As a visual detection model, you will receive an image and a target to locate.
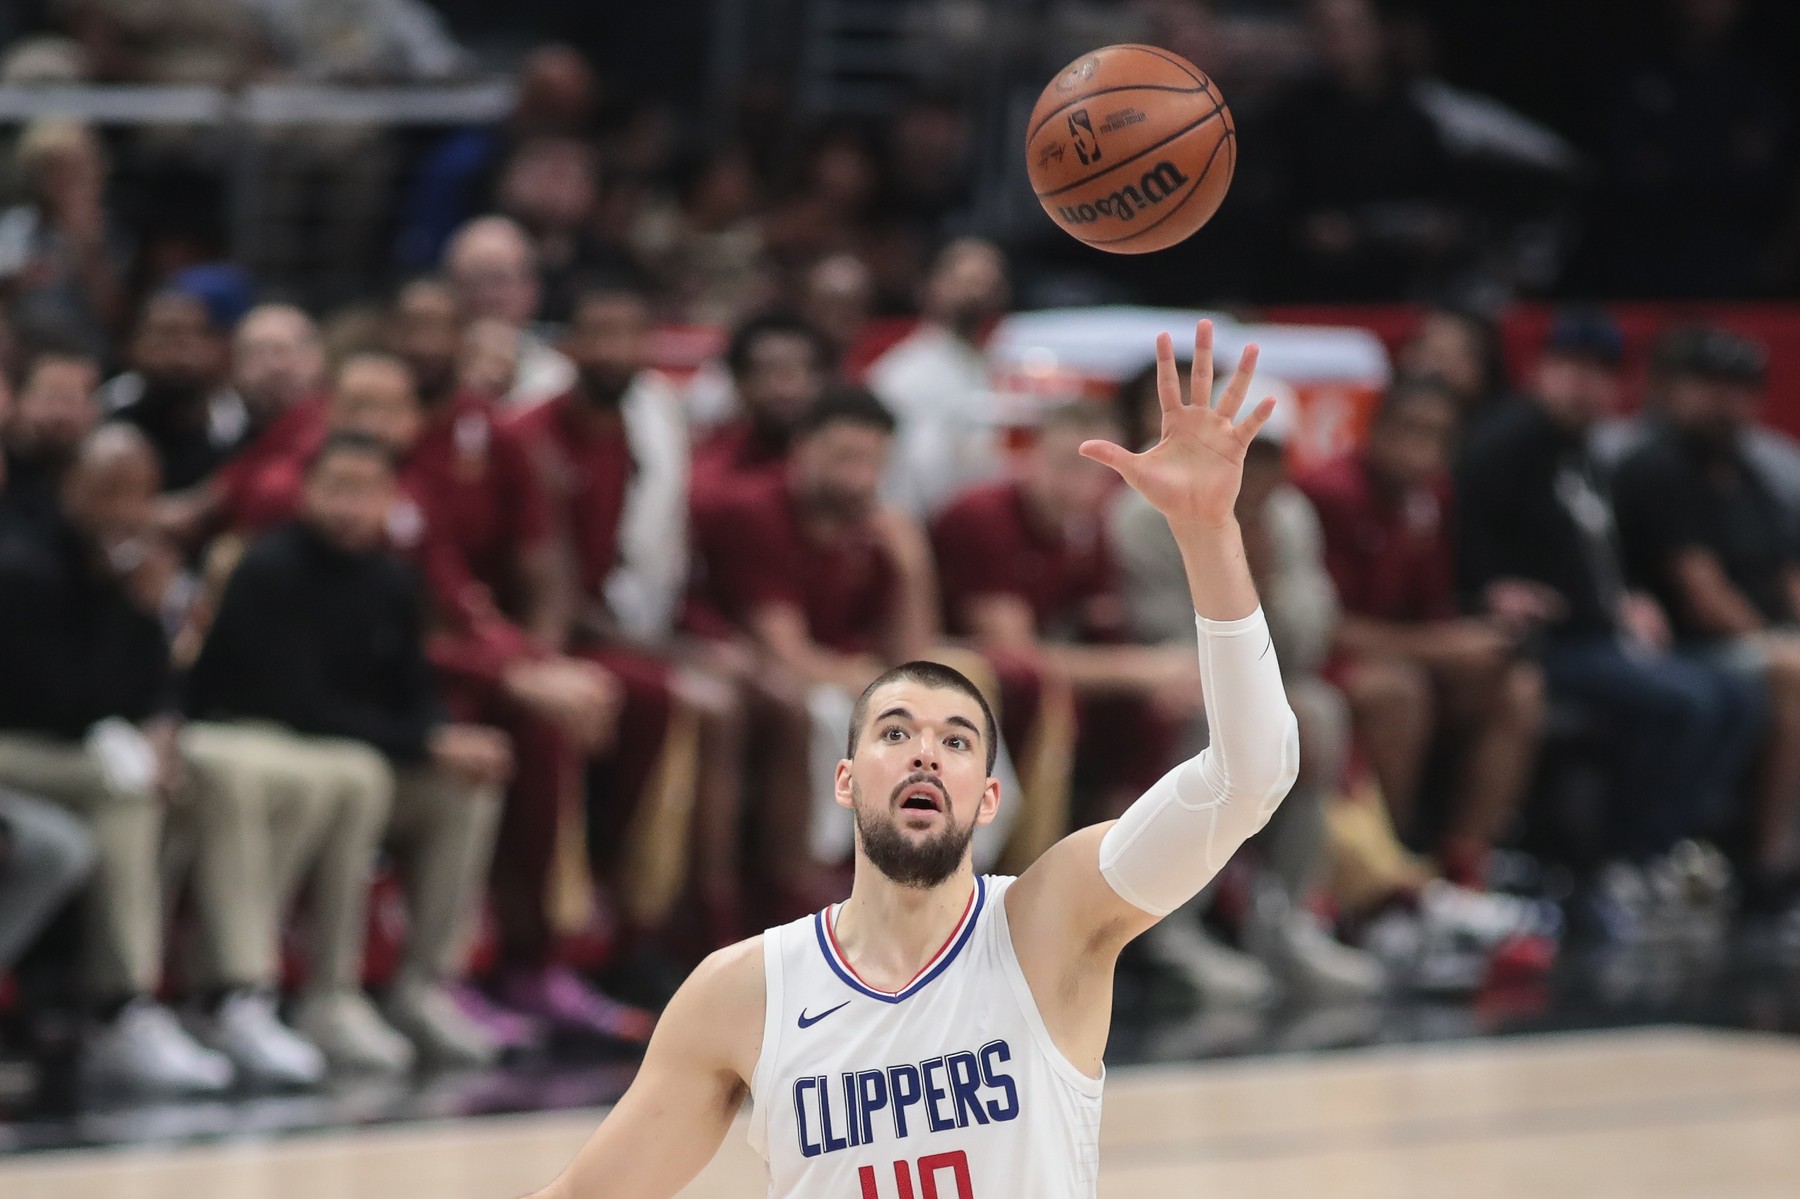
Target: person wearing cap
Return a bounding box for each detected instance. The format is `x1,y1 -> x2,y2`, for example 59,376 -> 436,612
99,289 -> 245,493
1612,325 -> 1799,916
1303,376 -> 1544,896
1457,311 -> 1762,906
1109,362 -> 1384,1004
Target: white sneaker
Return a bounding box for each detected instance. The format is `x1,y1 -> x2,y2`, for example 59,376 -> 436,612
84,999 -> 234,1095
1245,885 -> 1385,1002
206,992 -> 326,1088
386,982 -> 500,1069
294,990 -> 416,1075
1141,916 -> 1275,1008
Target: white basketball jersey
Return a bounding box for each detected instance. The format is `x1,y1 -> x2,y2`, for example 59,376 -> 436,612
748,875 -> 1105,1198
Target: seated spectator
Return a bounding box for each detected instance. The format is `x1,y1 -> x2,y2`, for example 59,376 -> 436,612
1458,317 -> 1764,895
0,426 -> 232,1094
1397,302 -> 1512,442
345,321 -> 648,1044
868,238 -> 1009,519
99,288 -> 243,493
512,283 -> 752,966
0,345 -> 101,528
168,302 -> 329,547
1594,323 -> 1800,523
691,388 -> 938,907
443,216 -> 575,408
690,313 -> 831,504
932,400 -> 1195,818
1612,328 -> 1800,916
1303,377 -> 1544,888
0,118 -> 125,360
798,252 -> 875,374
1111,365 -> 1382,1003
186,431 -> 512,1070
0,787 -> 93,976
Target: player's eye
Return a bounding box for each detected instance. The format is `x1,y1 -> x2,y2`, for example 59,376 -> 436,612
946,735 -> 970,751
882,726 -> 906,742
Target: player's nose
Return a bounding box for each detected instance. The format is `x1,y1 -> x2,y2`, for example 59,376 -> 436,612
911,751 -> 940,772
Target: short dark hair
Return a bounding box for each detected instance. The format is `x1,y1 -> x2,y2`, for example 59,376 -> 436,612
306,429 -> 397,476
795,384 -> 897,439
849,661 -> 999,775
725,312 -> 830,380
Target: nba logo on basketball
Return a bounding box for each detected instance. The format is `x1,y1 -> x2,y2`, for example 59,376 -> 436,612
1067,110 -> 1101,165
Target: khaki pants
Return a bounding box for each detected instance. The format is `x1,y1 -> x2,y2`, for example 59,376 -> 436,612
173,724 -> 501,996
0,733 -> 164,998
175,723 -> 395,991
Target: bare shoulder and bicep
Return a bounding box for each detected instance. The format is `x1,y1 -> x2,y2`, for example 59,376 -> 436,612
1001,822 -> 1155,1076
533,937 -> 767,1199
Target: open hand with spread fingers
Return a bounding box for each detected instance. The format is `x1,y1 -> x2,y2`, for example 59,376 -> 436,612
1079,320 -> 1279,532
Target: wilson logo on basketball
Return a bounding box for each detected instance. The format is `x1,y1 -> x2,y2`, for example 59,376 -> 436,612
1053,160 -> 1190,226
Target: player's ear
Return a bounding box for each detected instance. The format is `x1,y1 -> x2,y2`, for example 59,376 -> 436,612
974,773 -> 1001,827
833,759 -> 855,810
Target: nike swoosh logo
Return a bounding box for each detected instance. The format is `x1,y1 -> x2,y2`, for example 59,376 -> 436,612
797,1001 -> 851,1029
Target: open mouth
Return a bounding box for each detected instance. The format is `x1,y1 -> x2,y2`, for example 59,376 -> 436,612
898,782 -> 945,813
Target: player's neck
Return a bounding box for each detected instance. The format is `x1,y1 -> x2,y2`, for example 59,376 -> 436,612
832,864 -> 978,992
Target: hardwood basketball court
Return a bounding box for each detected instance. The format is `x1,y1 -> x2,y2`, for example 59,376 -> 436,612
3,1027 -> 1794,1198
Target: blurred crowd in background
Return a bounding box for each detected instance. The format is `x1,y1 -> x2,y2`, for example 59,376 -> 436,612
1,0 -> 1799,1103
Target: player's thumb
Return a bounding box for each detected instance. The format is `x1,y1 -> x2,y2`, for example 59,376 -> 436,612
1078,439 -> 1136,480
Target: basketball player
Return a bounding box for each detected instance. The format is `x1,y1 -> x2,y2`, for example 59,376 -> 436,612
527,321 -> 1298,1199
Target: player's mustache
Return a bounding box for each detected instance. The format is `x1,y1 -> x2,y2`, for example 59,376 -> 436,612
889,771 -> 949,810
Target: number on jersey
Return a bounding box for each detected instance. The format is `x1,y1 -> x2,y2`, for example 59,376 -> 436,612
857,1149 -> 973,1198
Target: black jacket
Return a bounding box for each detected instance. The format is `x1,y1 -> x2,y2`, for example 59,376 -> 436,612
186,522 -> 443,762
1613,427 -> 1797,641
0,514 -> 173,738
1457,401 -> 1626,639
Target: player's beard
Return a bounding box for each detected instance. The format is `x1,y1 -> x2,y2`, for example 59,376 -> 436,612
852,779 -> 976,890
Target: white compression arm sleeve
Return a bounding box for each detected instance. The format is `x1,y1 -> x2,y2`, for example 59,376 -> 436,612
1099,607 -> 1301,917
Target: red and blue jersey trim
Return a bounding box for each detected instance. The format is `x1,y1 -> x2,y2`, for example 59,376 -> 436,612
813,876 -> 987,1004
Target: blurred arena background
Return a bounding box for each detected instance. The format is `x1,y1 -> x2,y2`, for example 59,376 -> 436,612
0,1 -> 1798,1195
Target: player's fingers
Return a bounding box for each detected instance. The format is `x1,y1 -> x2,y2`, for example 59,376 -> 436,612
1236,396 -> 1279,443
1154,332 -> 1182,413
1079,438 -> 1139,480
1215,342 -> 1260,420
1191,319 -> 1214,407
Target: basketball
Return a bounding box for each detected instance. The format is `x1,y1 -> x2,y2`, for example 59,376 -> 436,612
1025,44 -> 1235,254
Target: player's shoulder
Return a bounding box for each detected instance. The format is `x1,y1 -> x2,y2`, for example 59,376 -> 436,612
663,934 -> 768,1080
671,934 -> 768,1029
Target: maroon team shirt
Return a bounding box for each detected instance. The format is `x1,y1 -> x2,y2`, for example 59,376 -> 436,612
930,480 -> 1121,641
507,392 -> 633,601
690,418 -> 789,504
1299,453 -> 1458,624
691,472 -> 897,656
213,394 -> 328,533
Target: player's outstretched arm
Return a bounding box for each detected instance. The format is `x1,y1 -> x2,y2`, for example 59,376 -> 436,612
527,939 -> 765,1199
1006,321 -> 1300,1063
